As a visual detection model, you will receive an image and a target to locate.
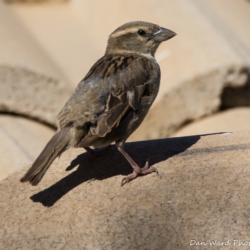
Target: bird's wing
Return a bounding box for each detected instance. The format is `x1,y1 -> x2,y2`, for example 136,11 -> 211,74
57,54 -> 153,137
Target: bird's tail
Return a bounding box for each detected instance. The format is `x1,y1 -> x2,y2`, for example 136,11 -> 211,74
20,128 -> 71,186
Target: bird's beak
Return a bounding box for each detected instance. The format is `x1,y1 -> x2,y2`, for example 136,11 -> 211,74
153,27 -> 176,42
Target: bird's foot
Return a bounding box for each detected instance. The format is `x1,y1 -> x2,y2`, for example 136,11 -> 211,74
121,159 -> 158,186
84,145 -> 112,162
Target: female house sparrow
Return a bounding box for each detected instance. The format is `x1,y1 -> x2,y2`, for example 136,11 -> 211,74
20,21 -> 176,186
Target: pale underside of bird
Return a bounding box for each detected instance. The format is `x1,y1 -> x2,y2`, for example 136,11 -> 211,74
20,21 -> 176,186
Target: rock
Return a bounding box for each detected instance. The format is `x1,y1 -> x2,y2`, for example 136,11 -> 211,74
1,131 -> 250,249
0,1 -> 72,127
0,114 -> 55,181
173,107 -> 250,137
9,2 -> 105,87
200,0 -> 250,64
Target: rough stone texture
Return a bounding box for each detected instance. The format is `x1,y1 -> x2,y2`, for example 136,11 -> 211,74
8,0 -> 250,140
1,131 -> 250,249
0,114 -> 55,181
173,107 -> 250,137
0,1 -> 72,126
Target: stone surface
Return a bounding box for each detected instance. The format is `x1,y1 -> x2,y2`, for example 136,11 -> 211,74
173,107 -> 250,137
8,0 -> 250,140
1,131 -> 250,249
0,1 -> 72,127
0,114 -> 55,181
201,0 -> 250,65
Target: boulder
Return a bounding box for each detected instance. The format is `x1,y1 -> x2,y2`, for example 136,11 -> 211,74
1,131 -> 250,249
173,107 -> 250,137
0,1 -> 72,127
0,114 -> 55,181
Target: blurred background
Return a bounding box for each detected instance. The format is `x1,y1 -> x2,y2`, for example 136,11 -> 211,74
1,0 -> 250,180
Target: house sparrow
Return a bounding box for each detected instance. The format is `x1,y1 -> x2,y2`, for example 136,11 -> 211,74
20,21 -> 176,186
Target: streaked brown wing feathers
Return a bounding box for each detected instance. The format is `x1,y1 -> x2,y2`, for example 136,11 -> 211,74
58,54 -> 153,138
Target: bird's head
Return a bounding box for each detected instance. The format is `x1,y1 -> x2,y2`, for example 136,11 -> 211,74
106,21 -> 176,57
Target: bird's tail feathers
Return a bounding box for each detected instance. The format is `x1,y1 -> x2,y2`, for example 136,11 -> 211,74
20,128 -> 70,186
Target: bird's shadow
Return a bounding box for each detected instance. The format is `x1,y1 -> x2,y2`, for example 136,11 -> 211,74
31,135 -> 205,207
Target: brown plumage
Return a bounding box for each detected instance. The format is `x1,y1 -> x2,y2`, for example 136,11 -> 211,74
20,21 -> 176,186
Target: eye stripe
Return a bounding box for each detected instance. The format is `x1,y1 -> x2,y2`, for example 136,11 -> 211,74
110,27 -> 147,38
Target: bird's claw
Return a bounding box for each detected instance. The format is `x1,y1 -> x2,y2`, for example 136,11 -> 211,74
121,158 -> 158,186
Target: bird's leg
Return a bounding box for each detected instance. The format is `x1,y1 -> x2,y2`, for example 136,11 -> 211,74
83,145 -> 112,162
115,142 -> 158,186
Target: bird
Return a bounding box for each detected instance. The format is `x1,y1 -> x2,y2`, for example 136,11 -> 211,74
20,21 -> 176,186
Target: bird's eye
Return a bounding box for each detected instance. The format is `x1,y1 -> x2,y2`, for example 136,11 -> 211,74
138,29 -> 146,36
